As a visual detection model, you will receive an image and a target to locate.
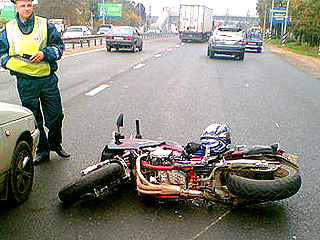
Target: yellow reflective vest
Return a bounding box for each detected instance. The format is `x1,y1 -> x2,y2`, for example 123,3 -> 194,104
6,16 -> 50,77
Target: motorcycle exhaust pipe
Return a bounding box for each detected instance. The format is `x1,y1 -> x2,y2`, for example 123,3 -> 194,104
135,154 -> 204,197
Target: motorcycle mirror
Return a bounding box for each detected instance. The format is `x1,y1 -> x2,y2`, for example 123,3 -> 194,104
116,113 -> 124,132
135,119 -> 142,139
271,143 -> 279,155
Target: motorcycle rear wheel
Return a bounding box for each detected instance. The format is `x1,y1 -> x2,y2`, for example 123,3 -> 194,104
58,162 -> 124,203
225,163 -> 302,202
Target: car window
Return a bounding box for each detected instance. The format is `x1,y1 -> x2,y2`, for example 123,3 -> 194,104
246,32 -> 261,39
216,30 -> 243,37
214,27 -> 242,36
66,27 -> 83,32
109,28 -> 133,36
99,27 -> 109,32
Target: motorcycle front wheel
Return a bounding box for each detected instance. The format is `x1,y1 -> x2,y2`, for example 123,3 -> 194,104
225,162 -> 302,202
58,162 -> 124,203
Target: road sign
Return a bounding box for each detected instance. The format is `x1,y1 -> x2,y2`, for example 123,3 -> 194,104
0,0 -> 38,7
270,8 -> 289,24
0,5 -> 14,20
98,4 -> 122,18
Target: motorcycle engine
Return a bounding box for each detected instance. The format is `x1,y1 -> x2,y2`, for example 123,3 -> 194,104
149,148 -> 177,166
148,147 -> 187,187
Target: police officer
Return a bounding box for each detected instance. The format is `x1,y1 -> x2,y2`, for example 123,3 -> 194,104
0,0 -> 70,164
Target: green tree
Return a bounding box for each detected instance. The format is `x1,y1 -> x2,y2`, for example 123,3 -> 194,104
290,1 -> 320,46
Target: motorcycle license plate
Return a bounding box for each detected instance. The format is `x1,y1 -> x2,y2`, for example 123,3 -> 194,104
284,154 -> 299,164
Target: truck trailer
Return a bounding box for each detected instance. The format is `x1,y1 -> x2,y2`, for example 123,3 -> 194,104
178,4 -> 213,42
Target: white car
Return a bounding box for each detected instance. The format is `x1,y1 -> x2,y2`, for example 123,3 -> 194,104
0,102 -> 40,205
62,26 -> 91,38
208,26 -> 246,60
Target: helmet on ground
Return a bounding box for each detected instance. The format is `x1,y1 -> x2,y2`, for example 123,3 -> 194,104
200,123 -> 231,155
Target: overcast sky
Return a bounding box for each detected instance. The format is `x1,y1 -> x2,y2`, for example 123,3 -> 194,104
136,0 -> 258,17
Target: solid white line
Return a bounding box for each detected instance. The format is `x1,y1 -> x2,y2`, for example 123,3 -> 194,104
133,63 -> 146,70
85,84 -> 109,96
190,210 -> 231,240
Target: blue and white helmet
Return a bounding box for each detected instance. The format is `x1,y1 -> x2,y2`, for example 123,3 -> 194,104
200,123 -> 231,155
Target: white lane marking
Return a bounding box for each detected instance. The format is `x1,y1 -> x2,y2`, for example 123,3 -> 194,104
133,63 -> 146,70
190,210 -> 231,240
85,84 -> 109,96
275,122 -> 281,129
167,48 -> 172,52
175,45 -> 180,48
62,48 -> 104,59
154,54 -> 162,58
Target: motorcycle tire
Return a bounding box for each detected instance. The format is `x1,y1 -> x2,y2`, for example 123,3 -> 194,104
58,162 -> 124,203
225,163 -> 302,201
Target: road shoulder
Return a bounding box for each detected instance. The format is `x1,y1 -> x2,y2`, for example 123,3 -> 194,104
265,44 -> 320,80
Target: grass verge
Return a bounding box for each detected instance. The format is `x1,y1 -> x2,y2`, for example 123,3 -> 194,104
265,38 -> 320,58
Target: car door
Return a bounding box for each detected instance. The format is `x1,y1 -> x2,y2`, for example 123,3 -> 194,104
0,123 -> 8,190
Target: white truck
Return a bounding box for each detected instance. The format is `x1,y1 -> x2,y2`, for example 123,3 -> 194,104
178,4 -> 213,42
48,19 -> 65,34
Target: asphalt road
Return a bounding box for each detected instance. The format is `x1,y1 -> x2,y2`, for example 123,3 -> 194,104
1,37 -> 319,239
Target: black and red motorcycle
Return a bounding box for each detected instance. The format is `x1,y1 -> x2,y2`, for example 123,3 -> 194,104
58,114 -> 302,206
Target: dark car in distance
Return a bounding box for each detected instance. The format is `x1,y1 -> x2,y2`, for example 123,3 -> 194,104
105,26 -> 143,52
245,32 -> 263,53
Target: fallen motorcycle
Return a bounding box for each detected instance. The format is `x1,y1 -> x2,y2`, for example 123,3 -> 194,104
58,114 -> 302,206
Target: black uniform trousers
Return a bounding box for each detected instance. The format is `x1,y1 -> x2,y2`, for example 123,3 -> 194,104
16,73 -> 64,156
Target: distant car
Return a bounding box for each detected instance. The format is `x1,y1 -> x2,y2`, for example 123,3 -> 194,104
62,26 -> 91,38
0,102 -> 39,205
105,26 -> 143,52
97,24 -> 113,35
245,32 -> 263,53
207,26 -> 246,60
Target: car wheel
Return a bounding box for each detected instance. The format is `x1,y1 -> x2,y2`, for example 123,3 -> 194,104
209,49 -> 215,59
9,140 -> 34,205
238,53 -> 245,61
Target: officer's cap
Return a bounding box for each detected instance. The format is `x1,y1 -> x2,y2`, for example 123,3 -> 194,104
11,0 -> 33,3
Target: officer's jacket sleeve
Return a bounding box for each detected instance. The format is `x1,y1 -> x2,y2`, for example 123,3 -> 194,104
42,23 -> 64,62
0,29 -> 10,69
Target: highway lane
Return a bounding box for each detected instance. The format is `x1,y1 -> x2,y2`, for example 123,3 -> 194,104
0,37 -> 181,105
1,39 -> 319,239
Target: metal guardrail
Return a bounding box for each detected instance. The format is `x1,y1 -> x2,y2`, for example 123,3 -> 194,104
62,35 -> 105,50
62,33 -> 177,50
